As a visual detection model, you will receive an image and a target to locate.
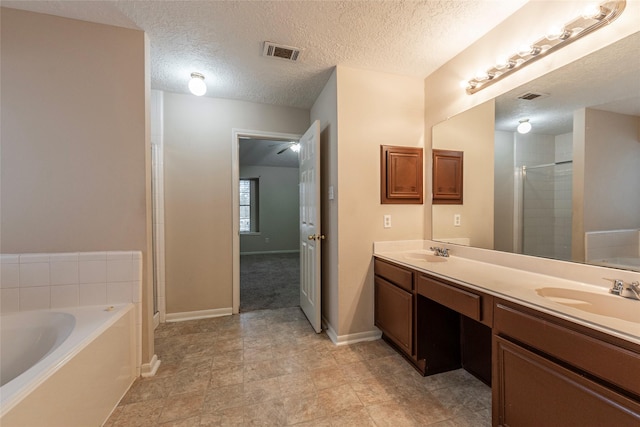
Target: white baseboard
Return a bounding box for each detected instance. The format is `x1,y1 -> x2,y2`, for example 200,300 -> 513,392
140,354 -> 161,378
322,316 -> 382,346
240,250 -> 300,255
165,307 -> 233,322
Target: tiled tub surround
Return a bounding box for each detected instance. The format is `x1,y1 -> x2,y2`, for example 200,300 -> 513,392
374,240 -> 640,345
586,229 -> 640,270
0,251 -> 143,374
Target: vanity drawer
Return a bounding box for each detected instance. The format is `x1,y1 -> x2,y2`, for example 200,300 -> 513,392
494,301 -> 640,397
374,259 -> 413,292
417,274 -> 481,321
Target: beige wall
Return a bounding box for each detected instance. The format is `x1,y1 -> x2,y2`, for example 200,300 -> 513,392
494,130 -> 515,252
335,66 -> 425,336
1,8 -> 147,254
162,92 -> 309,314
572,108 -> 640,261
432,100 -> 495,248
424,0 -> 640,239
310,69 -> 339,331
0,8 -> 154,362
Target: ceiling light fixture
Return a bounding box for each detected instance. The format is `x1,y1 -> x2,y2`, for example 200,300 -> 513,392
517,119 -> 532,134
188,72 -> 207,96
464,0 -> 626,95
290,143 -> 301,153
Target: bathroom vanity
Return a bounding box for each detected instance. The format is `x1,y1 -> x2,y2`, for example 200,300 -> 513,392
374,241 -> 640,426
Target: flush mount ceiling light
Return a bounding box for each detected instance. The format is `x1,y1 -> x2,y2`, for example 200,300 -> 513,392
188,72 -> 207,96
517,119 -> 532,134
463,0 -> 626,94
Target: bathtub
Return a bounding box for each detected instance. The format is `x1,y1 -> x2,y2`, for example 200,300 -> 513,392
590,257 -> 640,272
0,304 -> 136,427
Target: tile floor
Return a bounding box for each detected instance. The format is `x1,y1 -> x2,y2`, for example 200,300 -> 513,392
105,307 -> 491,426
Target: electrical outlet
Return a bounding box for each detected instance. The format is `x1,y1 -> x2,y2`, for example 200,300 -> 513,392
265,237 -> 270,243
454,214 -> 461,227
383,215 -> 391,228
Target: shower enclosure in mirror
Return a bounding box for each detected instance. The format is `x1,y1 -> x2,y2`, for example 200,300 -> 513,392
432,31 -> 640,272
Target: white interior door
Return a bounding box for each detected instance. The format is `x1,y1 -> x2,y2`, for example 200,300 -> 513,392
299,120 -> 322,333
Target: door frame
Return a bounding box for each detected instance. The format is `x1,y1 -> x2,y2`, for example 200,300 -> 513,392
231,128 -> 303,314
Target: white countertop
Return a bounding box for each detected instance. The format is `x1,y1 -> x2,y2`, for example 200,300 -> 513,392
374,243 -> 640,346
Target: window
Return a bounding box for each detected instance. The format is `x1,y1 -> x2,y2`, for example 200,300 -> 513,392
239,178 -> 259,233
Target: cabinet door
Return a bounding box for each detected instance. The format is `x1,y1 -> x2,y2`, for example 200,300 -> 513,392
375,276 -> 412,355
432,149 -> 463,204
494,336 -> 640,426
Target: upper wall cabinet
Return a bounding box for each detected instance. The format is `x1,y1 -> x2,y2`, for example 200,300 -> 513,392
432,149 -> 463,205
380,145 -> 424,204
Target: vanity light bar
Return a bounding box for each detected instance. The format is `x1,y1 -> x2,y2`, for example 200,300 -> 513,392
464,0 -> 626,95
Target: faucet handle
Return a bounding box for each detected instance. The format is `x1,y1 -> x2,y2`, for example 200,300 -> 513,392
610,279 -> 624,295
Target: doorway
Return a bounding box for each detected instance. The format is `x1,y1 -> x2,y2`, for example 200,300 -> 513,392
231,129 -> 303,314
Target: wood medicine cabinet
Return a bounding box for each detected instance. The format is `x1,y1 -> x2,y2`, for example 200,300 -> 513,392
432,149 -> 463,205
380,145 -> 423,204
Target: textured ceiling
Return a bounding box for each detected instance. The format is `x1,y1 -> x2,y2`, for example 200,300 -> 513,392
495,31 -> 640,135
3,0 -> 528,109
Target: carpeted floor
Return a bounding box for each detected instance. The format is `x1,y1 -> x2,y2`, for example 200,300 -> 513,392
240,252 -> 300,312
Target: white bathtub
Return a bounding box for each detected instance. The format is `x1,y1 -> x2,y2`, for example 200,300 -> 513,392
590,257 -> 640,272
0,304 -> 136,426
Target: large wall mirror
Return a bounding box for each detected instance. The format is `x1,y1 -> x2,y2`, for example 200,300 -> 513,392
432,31 -> 640,272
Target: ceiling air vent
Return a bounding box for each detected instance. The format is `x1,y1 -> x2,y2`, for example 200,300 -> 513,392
516,92 -> 549,101
262,41 -> 302,62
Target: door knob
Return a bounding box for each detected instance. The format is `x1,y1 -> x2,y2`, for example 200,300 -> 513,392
308,235 -> 316,241
307,234 -> 326,241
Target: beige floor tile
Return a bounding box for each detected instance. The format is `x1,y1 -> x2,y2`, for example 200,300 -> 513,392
279,371 -> 317,398
366,402 -> 421,427
329,407 -> 377,427
158,392 -> 204,424
199,407 -> 245,426
350,377 -> 398,406
202,384 -> 245,413
244,358 -> 286,382
243,398 -> 287,426
317,384 -> 364,416
108,310 -> 492,426
158,415 -> 200,427
310,366 -> 347,390
120,376 -> 173,404
114,398 -> 164,427
243,376 -> 282,405
283,394 -> 327,425
209,364 -> 244,388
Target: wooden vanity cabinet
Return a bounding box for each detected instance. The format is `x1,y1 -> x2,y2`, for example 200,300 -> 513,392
493,299 -> 640,426
374,259 -> 426,373
416,273 -> 493,383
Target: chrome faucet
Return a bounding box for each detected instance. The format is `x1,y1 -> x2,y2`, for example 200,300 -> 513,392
610,280 -> 640,300
430,246 -> 450,257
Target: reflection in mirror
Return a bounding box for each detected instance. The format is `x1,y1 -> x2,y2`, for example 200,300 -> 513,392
433,31 -> 640,272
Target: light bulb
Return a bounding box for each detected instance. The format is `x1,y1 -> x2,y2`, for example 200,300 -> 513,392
546,25 -> 569,40
290,143 -> 301,153
582,3 -> 604,20
495,55 -> 509,69
188,72 -> 207,96
475,70 -> 489,81
517,119 -> 532,134
517,44 -> 533,57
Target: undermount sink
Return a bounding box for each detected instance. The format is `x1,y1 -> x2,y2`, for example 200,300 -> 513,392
536,287 -> 639,323
403,252 -> 447,263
